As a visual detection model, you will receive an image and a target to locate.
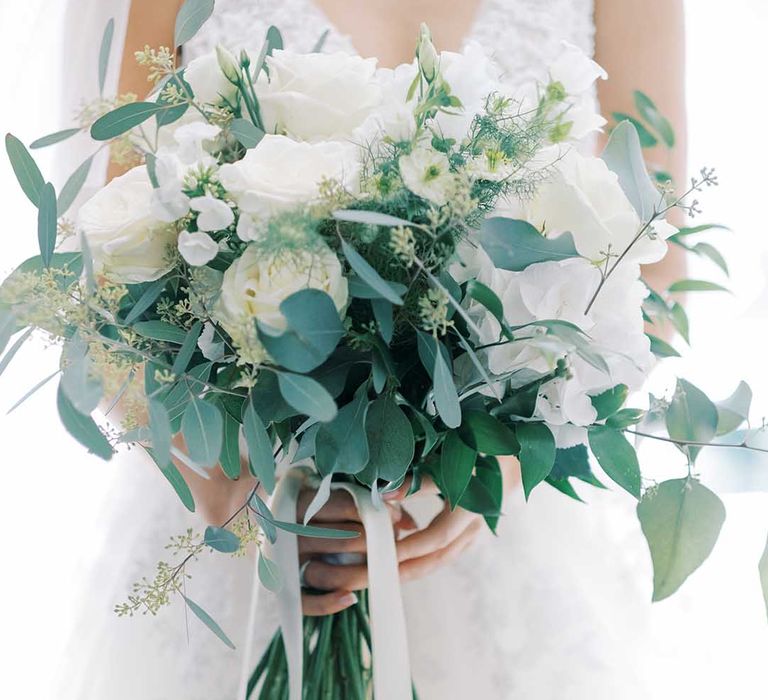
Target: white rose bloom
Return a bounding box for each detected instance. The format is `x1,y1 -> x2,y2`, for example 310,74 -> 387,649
526,149 -> 672,265
257,50 -> 382,142
77,167 -> 175,283
549,41 -> 607,95
399,146 -> 454,206
184,51 -> 238,106
219,135 -> 361,238
178,230 -> 219,267
356,62 -> 419,143
214,243 -> 348,362
190,195 -> 234,232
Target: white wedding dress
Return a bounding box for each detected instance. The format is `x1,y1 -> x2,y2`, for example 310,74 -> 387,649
56,2 -> 676,698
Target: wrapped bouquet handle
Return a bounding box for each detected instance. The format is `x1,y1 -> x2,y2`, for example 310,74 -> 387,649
238,468 -> 412,699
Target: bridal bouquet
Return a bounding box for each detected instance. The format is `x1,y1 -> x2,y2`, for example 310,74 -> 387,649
2,2 -> 762,698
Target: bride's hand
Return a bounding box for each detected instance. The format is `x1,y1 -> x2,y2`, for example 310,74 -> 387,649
295,487 -> 417,616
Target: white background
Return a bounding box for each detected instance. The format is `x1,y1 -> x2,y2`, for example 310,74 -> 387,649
1,1 -> 767,697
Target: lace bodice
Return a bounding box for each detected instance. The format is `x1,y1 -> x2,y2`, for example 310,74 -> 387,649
184,0 -> 596,93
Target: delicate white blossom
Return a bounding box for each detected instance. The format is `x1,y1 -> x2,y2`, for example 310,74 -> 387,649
178,230 -> 219,267
399,146 -> 454,205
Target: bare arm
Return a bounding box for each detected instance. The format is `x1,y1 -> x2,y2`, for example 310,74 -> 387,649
595,0 -> 688,293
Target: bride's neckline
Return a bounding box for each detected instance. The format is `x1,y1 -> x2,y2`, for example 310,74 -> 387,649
299,0 -> 490,66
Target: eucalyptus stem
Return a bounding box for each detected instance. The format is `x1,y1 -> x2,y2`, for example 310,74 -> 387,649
625,428 -> 768,454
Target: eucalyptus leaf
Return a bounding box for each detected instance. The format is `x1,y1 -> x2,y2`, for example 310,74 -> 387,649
134,321 -> 189,344
124,277 -> 168,325
0,328 -> 32,379
56,384 -> 114,460
204,525 -> 241,553
333,209 -> 415,228
90,102 -> 165,141
174,0 -> 216,47
98,18 -> 115,95
148,398 -> 173,469
181,395 -> 224,468
611,112 -> 658,148
590,384 -> 629,421
667,279 -> 729,294
648,334 -> 680,358
5,133 -> 45,206
637,478 -> 725,601
439,431 -> 476,508
363,398 -> 414,482
249,492 -> 277,543
0,310 -> 16,356
634,91 -> 675,148
371,298 -> 393,343
588,425 -> 641,498
276,372 -> 337,423
146,447 -> 195,511
271,519 -> 359,539
715,381 -> 752,436
348,276 -> 408,300
30,128 -> 81,150
666,378 -> 718,462
229,118 -> 265,148
315,387 -> 370,476
265,25 -> 283,54
433,339 -> 461,428
61,337 -> 103,415
243,395 -> 276,493
340,239 -> 404,305
172,321 -> 203,376
37,183 -> 57,267
258,553 -> 282,592
478,217 -> 579,271
183,596 -> 236,649
57,156 -> 94,216
220,412 -> 243,479
691,242 -> 729,276
517,422 -> 556,500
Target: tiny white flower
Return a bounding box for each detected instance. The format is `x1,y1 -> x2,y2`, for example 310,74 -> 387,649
198,322 -> 225,361
399,147 -> 454,205
178,230 -> 219,266
189,195 -> 234,232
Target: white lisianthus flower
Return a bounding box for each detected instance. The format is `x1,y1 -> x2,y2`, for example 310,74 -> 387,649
548,41 -> 607,95
219,135 -> 360,239
172,121 -> 221,163
356,62 -> 419,143
399,147 -> 454,205
214,243 -> 348,363
178,230 -> 219,266
190,195 -> 234,232
77,167 -> 175,283
257,50 -> 382,142
184,50 -> 238,106
526,149 -> 674,265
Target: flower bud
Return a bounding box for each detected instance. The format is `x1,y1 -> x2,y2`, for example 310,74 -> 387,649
216,44 -> 241,84
239,49 -> 251,71
416,23 -> 439,83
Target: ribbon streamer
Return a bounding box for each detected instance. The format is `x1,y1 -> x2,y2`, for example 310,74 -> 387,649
238,467 -> 412,699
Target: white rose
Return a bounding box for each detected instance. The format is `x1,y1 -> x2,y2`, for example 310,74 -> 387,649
184,51 -> 238,106
219,135 -> 361,238
178,230 -> 219,267
214,243 -> 348,362
77,167 -> 175,283
526,149 -> 671,265
257,50 -> 382,142
356,62 -> 419,144
399,146 -> 454,205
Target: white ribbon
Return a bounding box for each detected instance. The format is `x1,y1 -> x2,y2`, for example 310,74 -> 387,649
238,467 -> 412,699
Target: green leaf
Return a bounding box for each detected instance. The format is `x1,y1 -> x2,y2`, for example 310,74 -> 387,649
340,239 -> 404,305
312,28 -> 331,53
229,118 -> 264,148
715,381 -> 752,436
517,422 -> 556,500
243,396 -> 276,493
5,133 -> 45,206
56,383 -> 114,460
648,334 -> 680,358
0,328 -> 32,379
363,398 -> 415,482
182,596 -> 235,649
124,278 -> 168,325
148,398 -> 173,469
588,425 -> 641,498
667,279 -> 729,294
155,71 -> 191,127
204,525 -> 241,553
371,298 -> 393,343
669,302 -> 690,344
277,372 -> 337,423
348,276 -> 407,300
270,519 -> 359,539
665,378 -> 719,463
174,0 -> 215,48
465,279 -> 511,338
478,217 -> 579,272
611,112 -> 658,148
90,102 -> 165,141
37,183 -> 57,267
759,532 -> 768,622
61,337 -> 103,414
182,395 -> 223,468
98,18 -> 115,95
0,310 -> 17,356
439,430 -> 476,508
257,289 -> 344,373
172,321 -> 203,376
249,492 -> 277,543
590,384 -> 629,421
133,320 -> 188,344
145,447 -> 195,511
671,223 -> 730,239
220,412 -> 243,479
459,411 -> 519,456
602,120 -> 660,221
249,370 -> 297,422
634,91 -> 675,148
265,25 -> 283,54
258,553 -> 282,592
315,387 -> 370,476
333,209 -> 415,228
30,128 -> 81,149
433,339 -> 461,429
57,156 -> 94,216
691,242 -> 729,276
7,370 -> 60,415
637,478 -> 725,601
606,408 -> 645,430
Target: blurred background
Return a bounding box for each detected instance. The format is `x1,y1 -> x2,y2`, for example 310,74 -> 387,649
1,1 -> 767,697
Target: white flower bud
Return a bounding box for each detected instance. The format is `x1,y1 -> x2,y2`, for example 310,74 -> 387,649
216,44 -> 241,84
416,23 -> 439,82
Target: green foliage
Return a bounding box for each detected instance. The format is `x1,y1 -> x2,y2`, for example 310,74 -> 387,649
204,526 -> 241,553
517,422 -> 556,500
148,448 -> 195,512
61,336 -> 103,415
5,133 -> 45,206
315,387 -> 370,476
340,239 -> 404,305
220,412 -> 243,479
478,217 -> 579,271
361,397 -> 415,483
715,381 -> 752,436
174,0 -> 215,48
634,91 -> 675,148
438,430 -> 476,508
124,278 -> 168,325
637,478 -> 725,601
648,334 -> 680,358
459,410 -> 519,456
98,18 -> 115,95
30,128 -> 81,150
666,379 -> 719,463
667,279 -> 729,293
134,320 -> 189,344
183,596 -> 236,649
90,102 -> 166,141
0,328 -> 32,379
148,398 -> 173,469
276,371 -> 337,423
58,156 -> 94,216
36,183 -> 57,268
230,118 -> 265,149
588,425 -> 641,498
243,395 -> 276,493
181,395 -> 224,468
56,383 -> 114,460
258,553 -> 282,592
590,384 -> 629,421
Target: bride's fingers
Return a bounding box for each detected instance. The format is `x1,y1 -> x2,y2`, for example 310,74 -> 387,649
302,559 -> 370,591
382,473 -> 440,502
301,590 -> 359,617
399,518 -> 483,583
296,488 -> 406,525
298,523 -> 367,554
395,504 -> 478,563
